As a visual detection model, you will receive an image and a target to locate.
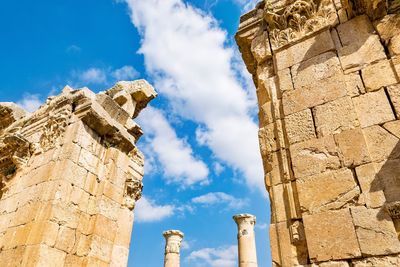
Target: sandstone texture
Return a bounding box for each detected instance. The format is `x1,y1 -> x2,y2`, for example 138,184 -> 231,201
0,80 -> 156,266
236,1 -> 400,266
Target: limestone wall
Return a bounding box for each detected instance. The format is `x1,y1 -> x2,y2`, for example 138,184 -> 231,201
237,0 -> 400,266
0,81 -> 156,266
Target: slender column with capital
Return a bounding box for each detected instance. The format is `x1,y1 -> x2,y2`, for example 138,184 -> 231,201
233,214 -> 258,267
163,230 -> 184,267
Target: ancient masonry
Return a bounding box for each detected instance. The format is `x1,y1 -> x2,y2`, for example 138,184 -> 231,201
163,230 -> 184,267
0,80 -> 156,266
236,0 -> 400,266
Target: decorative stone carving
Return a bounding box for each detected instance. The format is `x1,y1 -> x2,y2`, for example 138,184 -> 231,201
39,108 -> 71,152
124,177 -> 143,210
264,0 -> 337,49
289,220 -> 305,244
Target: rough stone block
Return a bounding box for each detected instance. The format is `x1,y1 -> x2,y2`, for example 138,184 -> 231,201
303,209 -> 361,262
55,226 -> 76,253
110,246 -> 129,267
384,120 -> 400,139
351,206 -> 400,256
387,84 -> 400,118
313,96 -> 360,137
93,214 -> 117,242
344,72 -> 366,97
259,99 -> 283,127
335,128 -> 371,167
277,68 -> 293,92
352,254 -> 400,266
353,89 -> 395,128
291,52 -> 342,90
363,125 -> 400,162
259,120 -> 285,154
285,109 -> 316,144
361,60 -> 398,91
271,184 -> 288,223
290,136 -> 341,179
375,159 -> 400,203
114,208 -> 134,247
274,30 -> 335,70
312,261 -> 350,267
88,235 -> 113,263
336,16 -> 387,72
22,244 -> 67,267
270,221 -> 308,266
355,163 -> 386,208
297,168 -> 360,214
27,220 -> 59,247
264,149 -> 291,186
282,77 -> 347,115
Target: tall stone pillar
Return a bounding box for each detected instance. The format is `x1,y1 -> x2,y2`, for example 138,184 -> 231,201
236,0 -> 400,266
0,80 -> 156,266
233,214 -> 258,267
163,230 -> 184,267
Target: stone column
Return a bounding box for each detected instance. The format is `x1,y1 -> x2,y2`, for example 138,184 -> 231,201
233,214 -> 258,267
163,230 -> 184,267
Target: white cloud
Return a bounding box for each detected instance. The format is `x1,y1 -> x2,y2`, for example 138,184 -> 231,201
66,44 -> 82,53
77,68 -> 107,84
256,223 -> 267,230
71,65 -> 140,86
138,106 -> 210,187
135,196 -> 174,222
17,93 -> 42,113
233,0 -> 259,12
192,192 -> 248,209
111,65 -> 140,80
122,0 -> 264,192
187,245 -> 237,267
213,162 -> 224,176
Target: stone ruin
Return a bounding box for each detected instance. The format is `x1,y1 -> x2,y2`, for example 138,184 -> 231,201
0,80 -> 156,266
236,0 -> 400,266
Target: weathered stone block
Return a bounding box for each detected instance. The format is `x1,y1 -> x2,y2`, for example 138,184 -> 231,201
259,99 -> 284,127
259,120 -> 285,154
285,109 -> 316,144
88,235 -> 113,263
387,84 -> 400,118
352,254 -> 400,266
313,96 -> 360,137
270,221 -> 308,267
355,163 -> 386,208
271,184 -> 288,223
251,31 -> 272,64
335,128 -> 371,167
297,168 -> 360,214
384,120 -> 400,139
274,30 -> 335,71
55,226 -> 76,253
93,214 -> 117,242
353,89 -> 395,128
344,72 -> 366,97
336,16 -> 387,72
303,209 -> 361,262
290,136 -> 341,179
22,244 -> 67,267
282,77 -> 347,115
277,68 -> 293,92
291,52 -> 342,90
264,149 -> 291,186
361,60 -> 398,91
351,206 -> 400,256
375,159 -> 400,203
363,125 -> 400,162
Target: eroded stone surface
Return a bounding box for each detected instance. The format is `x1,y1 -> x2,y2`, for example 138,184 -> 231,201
303,209 -> 361,262
285,109 -> 316,144
353,90 -> 395,128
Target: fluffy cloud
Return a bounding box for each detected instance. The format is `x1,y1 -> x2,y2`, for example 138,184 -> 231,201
186,245 -> 237,267
233,0 -> 259,11
71,65 -> 140,86
111,65 -> 140,80
137,106 -> 210,187
192,192 -> 248,209
17,93 -> 42,113
135,196 -> 174,222
78,68 -> 108,84
122,0 -> 264,191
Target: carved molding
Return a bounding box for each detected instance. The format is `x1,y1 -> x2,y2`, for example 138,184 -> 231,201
39,108 -> 71,153
124,177 -> 143,210
264,0 -> 337,49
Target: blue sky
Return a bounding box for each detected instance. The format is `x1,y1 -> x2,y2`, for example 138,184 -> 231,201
0,0 -> 271,266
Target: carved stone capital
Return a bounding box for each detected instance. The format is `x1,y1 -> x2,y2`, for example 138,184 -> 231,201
163,230 -> 184,254
124,177 -> 143,210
